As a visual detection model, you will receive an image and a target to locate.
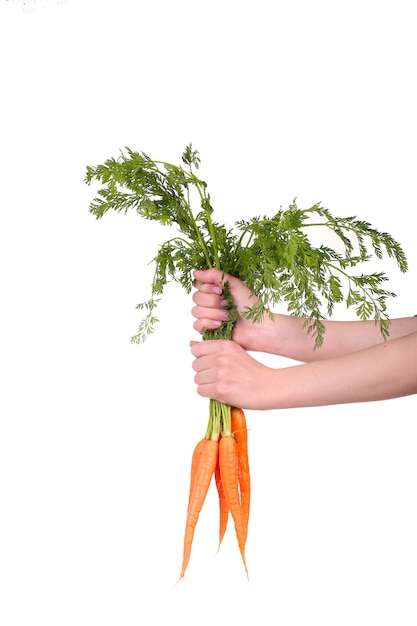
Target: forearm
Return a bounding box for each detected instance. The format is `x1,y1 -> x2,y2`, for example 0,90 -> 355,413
191,268 -> 417,362
264,331 -> 417,409
247,313 -> 417,363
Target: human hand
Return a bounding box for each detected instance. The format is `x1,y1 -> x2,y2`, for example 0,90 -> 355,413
190,338 -> 276,410
191,268 -> 261,351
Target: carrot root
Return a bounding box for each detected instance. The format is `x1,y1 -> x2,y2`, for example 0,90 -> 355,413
179,438 -> 219,580
231,407 -> 251,544
219,435 -> 248,578
215,454 -> 229,552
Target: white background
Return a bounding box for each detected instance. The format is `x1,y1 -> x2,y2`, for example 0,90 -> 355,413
1,0 -> 416,624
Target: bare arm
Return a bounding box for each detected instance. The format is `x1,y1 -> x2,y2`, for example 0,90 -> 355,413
259,313 -> 417,362
190,331 -> 417,410
192,268 -> 417,362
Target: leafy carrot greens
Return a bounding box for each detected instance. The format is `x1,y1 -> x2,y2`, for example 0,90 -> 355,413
85,143 -> 408,577
85,143 -> 407,348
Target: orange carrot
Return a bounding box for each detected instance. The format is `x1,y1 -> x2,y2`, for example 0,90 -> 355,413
219,435 -> 248,577
214,450 -> 229,551
231,407 -> 250,543
179,438 -> 218,580
187,438 -> 207,509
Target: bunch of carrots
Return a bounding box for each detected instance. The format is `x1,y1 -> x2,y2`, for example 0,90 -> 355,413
85,144 -> 408,582
180,405 -> 250,580
179,281 -> 251,580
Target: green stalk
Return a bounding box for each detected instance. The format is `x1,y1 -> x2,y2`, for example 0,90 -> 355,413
186,170 -> 233,438
231,228 -> 256,275
149,159 -> 214,268
202,281 -> 237,441
191,174 -> 221,269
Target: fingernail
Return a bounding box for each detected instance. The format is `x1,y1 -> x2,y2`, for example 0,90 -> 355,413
212,286 -> 222,295
220,299 -> 229,307
212,320 -> 222,327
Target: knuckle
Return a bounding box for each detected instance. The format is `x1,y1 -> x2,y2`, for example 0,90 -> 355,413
214,380 -> 228,399
216,365 -> 228,381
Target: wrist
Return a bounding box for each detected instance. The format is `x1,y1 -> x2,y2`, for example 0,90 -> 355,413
236,311 -> 283,354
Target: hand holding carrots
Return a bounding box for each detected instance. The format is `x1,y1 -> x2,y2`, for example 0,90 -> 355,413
190,338 -> 276,410
192,268 -> 267,352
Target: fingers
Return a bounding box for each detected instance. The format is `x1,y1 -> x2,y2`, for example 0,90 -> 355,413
189,339 -> 269,409
191,271 -> 231,333
190,339 -> 230,376
190,339 -> 233,398
192,289 -> 226,308
190,338 -> 226,359
193,268 -> 231,288
193,318 -> 221,333
191,268 -> 255,339
192,301 -> 229,324
191,308 -> 229,333
192,280 -> 223,295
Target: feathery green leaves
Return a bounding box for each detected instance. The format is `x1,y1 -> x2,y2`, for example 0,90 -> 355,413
85,144 -> 408,347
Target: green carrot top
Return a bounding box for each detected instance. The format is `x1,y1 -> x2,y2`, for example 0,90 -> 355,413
85,143 -> 408,349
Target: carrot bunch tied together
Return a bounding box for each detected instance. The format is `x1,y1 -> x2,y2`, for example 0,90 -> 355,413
179,282 -> 251,580
85,145 -> 407,582
179,404 -> 251,580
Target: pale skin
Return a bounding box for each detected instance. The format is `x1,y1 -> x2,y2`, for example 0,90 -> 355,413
190,268 -> 417,410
